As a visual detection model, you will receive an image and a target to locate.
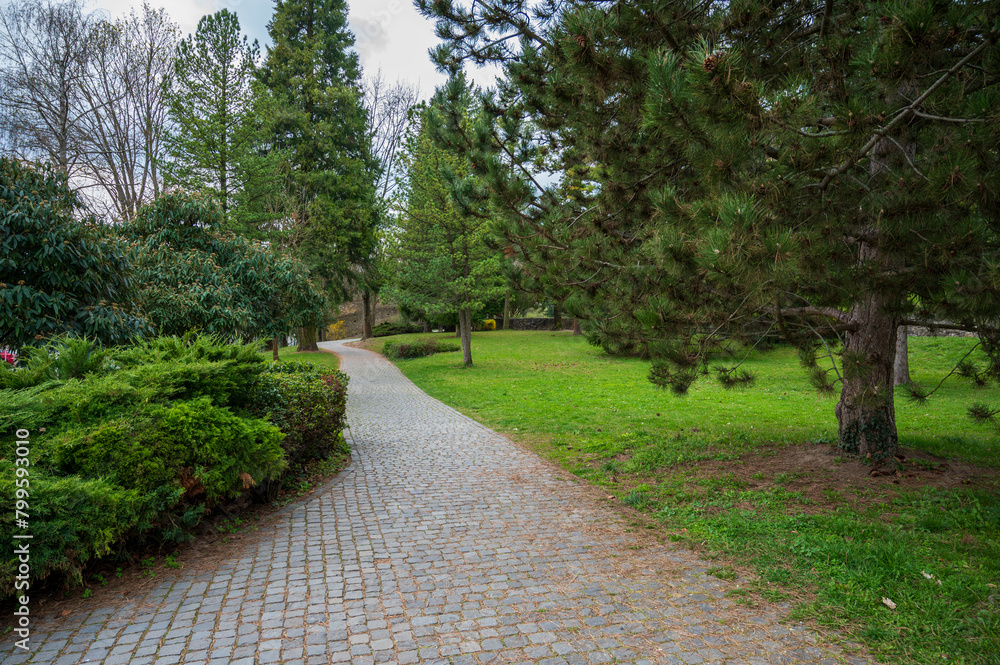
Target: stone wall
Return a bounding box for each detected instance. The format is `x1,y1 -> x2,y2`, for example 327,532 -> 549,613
332,299 -> 400,339
907,324 -> 977,338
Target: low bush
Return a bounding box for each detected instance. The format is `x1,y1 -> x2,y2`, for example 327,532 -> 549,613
482,319 -> 497,331
0,335 -> 349,598
371,321 -> 423,337
248,362 -> 349,468
382,338 -> 460,359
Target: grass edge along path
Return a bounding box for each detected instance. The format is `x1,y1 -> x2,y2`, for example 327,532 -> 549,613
354,330 -> 1000,665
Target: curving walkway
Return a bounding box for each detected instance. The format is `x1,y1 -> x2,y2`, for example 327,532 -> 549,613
2,340 -> 872,665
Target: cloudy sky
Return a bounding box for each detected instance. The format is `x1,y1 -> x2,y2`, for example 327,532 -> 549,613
85,0 -> 497,97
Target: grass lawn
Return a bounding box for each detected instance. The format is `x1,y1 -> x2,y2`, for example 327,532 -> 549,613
276,345 -> 341,371
357,330 -> 1000,665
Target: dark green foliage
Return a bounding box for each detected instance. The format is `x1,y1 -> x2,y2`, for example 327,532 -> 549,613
53,398 -> 285,508
0,335 -> 349,598
371,321 -> 424,337
381,338 -> 460,360
124,191 -> 329,340
0,467 -> 145,594
387,95 -> 506,366
110,335 -> 267,408
0,158 -> 147,350
258,0 -> 379,302
248,362 -> 350,467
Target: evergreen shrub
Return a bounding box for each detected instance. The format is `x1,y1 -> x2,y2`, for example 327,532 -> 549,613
0,336 -> 349,597
382,339 -> 460,359
248,362 -> 350,467
371,321 -> 423,337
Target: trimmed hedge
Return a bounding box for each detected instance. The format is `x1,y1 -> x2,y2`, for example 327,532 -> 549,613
0,336 -> 348,597
371,321 -> 423,337
249,361 -> 349,467
382,338 -> 460,359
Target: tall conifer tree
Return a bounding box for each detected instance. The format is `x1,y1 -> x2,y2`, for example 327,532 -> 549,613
387,96 -> 505,367
259,0 -> 379,350
164,9 -> 259,220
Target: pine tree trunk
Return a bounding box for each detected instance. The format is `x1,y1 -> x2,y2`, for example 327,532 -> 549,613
836,94 -> 910,459
503,291 -> 511,330
297,326 -> 319,352
361,291 -> 374,339
459,308 -> 473,366
272,336 -> 279,362
552,304 -> 562,330
894,325 -> 911,385
835,297 -> 899,459
573,318 -> 581,335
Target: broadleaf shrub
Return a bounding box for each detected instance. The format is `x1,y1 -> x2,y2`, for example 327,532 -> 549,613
248,362 -> 350,467
382,338 -> 460,359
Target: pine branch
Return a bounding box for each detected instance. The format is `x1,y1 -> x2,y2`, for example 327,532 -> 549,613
819,37 -> 994,191
770,306 -> 850,324
910,109 -> 986,124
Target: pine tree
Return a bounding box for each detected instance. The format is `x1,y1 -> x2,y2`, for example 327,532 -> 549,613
387,97 -> 505,366
259,0 -> 379,350
421,0 -> 1000,458
163,9 -> 259,220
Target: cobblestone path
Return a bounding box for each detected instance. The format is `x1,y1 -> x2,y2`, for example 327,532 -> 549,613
2,340 -> 872,665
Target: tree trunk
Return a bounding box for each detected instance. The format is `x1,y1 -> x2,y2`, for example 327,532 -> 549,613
272,336 -> 280,362
459,308 -> 473,366
836,87 -> 911,460
455,324 -> 461,338
297,326 -> 319,352
835,297 -> 899,459
503,291 -> 511,330
423,320 -> 431,333
361,291 -> 374,339
552,304 -> 562,330
894,325 -> 911,386
573,318 -> 581,335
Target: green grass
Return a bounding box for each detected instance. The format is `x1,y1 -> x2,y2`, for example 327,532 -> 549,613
276,346 -> 341,371
365,330 -> 1000,665
363,331 -> 997,466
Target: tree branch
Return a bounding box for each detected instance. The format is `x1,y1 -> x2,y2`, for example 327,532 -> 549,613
818,37 -> 993,191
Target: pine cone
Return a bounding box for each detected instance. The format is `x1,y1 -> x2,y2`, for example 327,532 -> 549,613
703,50 -> 726,73
575,34 -> 587,48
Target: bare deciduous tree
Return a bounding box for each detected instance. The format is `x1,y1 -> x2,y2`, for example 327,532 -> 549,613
78,3 -> 177,220
0,0 -> 93,179
0,0 -> 177,220
363,68 -> 419,201
358,69 -> 418,337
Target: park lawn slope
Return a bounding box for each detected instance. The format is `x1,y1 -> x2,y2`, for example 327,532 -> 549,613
277,346 -> 341,371
362,330 -> 1000,665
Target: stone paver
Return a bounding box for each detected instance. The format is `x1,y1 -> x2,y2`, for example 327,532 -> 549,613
1,340 -> 873,664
